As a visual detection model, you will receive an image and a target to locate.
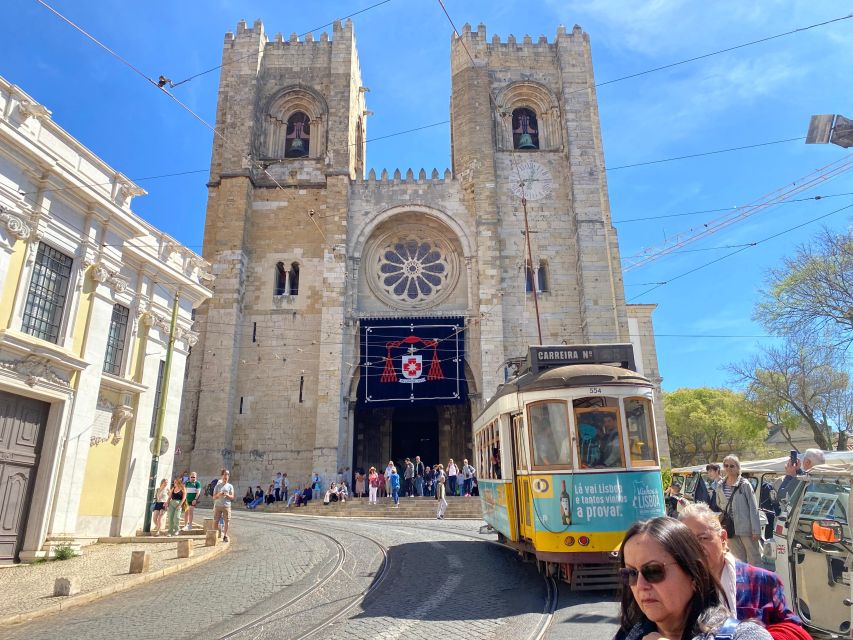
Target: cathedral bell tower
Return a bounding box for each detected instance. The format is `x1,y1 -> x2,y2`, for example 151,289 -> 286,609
178,18 -> 366,483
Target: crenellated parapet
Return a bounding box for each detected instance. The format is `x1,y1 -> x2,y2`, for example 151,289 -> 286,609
450,22 -> 588,70
224,17 -> 353,49
356,167 -> 453,186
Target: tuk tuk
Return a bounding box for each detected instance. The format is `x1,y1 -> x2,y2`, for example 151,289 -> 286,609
771,461 -> 853,637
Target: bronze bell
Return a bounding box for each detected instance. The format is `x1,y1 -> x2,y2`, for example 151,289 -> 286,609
289,137 -> 307,156
517,133 -> 537,149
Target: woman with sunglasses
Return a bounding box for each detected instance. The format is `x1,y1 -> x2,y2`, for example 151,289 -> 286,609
616,517 -> 771,640
714,455 -> 762,566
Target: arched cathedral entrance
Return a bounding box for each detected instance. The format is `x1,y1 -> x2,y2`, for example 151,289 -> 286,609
351,403 -> 472,473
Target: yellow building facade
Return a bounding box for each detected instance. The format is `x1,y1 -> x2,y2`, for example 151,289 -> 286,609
0,77 -> 211,562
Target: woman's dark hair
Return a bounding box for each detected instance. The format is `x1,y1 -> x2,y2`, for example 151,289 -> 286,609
618,517 -> 721,640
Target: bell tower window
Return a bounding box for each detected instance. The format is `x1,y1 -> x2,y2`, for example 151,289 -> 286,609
525,259 -> 535,293
275,261 -> 301,297
285,112 -> 310,158
512,108 -> 539,150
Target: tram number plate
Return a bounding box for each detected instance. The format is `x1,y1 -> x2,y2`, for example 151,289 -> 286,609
588,387 -> 602,394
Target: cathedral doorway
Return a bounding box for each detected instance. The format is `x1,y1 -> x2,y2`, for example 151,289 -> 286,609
391,405 -> 438,467
351,402 -> 472,474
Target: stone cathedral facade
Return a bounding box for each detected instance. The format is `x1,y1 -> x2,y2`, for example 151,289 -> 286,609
177,18 -> 669,486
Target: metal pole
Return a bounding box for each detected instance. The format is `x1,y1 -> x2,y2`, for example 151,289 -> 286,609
521,197 -> 543,345
143,290 -> 181,533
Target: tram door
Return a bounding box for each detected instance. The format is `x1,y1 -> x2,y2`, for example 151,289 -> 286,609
512,413 -> 534,541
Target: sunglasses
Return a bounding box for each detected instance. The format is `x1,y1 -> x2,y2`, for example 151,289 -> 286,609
723,464 -> 737,469
619,561 -> 678,586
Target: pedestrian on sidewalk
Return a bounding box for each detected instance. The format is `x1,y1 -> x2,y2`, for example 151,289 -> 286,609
389,466 -> 401,508
414,456 -> 425,496
435,464 -> 448,519
403,458 -> 415,497
167,477 -> 187,536
447,458 -> 459,496
368,466 -> 381,504
461,459 -> 476,496
184,471 -> 202,530
152,478 -> 168,535
355,468 -> 366,498
213,470 -> 234,542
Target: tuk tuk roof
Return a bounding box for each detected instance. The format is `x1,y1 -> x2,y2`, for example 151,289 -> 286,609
672,451 -> 853,477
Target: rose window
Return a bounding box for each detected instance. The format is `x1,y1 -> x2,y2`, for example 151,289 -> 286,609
377,240 -> 450,303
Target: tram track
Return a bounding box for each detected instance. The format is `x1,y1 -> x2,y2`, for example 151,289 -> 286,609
221,513 -> 557,640
340,517 -> 559,640
217,514 -> 390,640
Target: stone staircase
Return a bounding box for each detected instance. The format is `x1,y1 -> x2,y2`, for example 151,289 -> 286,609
239,495 -> 484,519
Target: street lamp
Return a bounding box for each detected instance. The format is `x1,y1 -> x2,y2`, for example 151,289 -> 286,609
806,114 -> 853,148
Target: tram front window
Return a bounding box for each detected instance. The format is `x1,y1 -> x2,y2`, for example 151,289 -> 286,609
528,401 -> 571,467
573,396 -> 624,469
625,398 -> 657,466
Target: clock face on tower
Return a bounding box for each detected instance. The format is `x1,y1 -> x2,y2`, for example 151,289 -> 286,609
509,160 -> 553,201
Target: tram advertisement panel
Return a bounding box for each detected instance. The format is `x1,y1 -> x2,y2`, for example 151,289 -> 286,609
530,472 -> 664,531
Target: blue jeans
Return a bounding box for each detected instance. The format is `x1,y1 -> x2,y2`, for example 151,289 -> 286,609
448,476 -> 457,495
392,487 -> 399,505
415,476 -> 424,496
248,497 -> 263,509
463,478 -> 473,495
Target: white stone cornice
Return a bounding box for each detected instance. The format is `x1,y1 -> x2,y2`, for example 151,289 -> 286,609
88,261 -> 132,295
17,98 -> 52,122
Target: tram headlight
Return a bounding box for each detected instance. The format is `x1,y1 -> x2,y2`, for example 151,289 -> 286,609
578,535 -> 590,546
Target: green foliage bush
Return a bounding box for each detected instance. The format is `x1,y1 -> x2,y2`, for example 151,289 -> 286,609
53,543 -> 76,561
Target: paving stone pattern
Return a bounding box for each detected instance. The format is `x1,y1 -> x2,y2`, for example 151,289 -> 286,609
4,512 -> 621,640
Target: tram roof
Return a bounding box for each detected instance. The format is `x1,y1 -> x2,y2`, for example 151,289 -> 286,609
483,364 -> 652,412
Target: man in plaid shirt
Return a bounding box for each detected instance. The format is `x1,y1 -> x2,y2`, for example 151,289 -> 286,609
680,503 -> 810,640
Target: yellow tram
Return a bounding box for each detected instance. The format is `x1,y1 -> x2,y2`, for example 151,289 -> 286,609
473,344 -> 665,587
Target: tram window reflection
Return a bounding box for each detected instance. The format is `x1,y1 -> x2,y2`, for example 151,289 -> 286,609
574,404 -> 624,469
475,419 -> 502,479
624,398 -> 657,466
528,401 -> 571,467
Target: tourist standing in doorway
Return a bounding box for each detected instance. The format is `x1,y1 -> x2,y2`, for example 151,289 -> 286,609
384,460 -> 394,497
389,466 -> 401,508
355,468 -> 366,498
403,458 -> 415,497
184,471 -> 202,530
461,459 -> 476,497
368,466 -> 380,504
447,458 -> 459,496
435,464 -> 448,519
414,456 -> 425,496
424,465 -> 434,497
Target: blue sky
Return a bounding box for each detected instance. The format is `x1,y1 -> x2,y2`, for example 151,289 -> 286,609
4,0 -> 852,391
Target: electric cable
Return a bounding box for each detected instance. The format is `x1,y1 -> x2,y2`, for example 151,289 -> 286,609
627,201 -> 853,301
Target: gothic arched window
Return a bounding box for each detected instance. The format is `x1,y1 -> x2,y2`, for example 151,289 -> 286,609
285,112 -> 310,158
525,259 -> 535,293
537,259 -> 549,293
512,108 -> 539,150
288,262 -> 300,295
275,262 -> 287,295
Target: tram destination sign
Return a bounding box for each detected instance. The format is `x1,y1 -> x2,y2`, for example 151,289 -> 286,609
527,344 -> 636,374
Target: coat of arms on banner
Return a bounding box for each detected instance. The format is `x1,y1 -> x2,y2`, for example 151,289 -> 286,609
380,335 -> 444,384
401,354 -> 424,382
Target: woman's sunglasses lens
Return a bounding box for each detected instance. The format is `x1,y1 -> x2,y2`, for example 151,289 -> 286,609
620,563 -> 667,586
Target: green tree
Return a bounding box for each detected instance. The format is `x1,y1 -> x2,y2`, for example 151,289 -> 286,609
730,338 -> 852,451
755,228 -> 853,349
664,387 -> 768,467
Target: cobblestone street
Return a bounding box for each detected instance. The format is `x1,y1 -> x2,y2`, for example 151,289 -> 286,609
2,511 -> 620,640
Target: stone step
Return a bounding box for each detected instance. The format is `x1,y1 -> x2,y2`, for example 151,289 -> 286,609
247,497 -> 484,519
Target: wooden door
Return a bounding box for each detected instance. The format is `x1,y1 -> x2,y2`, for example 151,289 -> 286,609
0,391 -> 49,563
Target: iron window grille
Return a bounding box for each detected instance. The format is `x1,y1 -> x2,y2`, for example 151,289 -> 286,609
21,243 -> 73,343
103,304 -> 130,375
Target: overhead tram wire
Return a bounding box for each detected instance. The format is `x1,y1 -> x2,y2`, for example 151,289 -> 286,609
168,0 -> 396,88
622,154 -> 853,272
627,201 -> 853,301
612,191 -> 853,224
